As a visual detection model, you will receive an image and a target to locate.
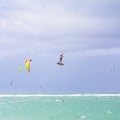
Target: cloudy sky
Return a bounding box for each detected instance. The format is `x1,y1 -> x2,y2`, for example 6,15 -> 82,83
0,0 -> 120,94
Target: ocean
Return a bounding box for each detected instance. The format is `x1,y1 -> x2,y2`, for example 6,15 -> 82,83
0,94 -> 120,120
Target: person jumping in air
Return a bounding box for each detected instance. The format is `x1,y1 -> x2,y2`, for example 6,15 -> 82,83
59,53 -> 64,63
25,59 -> 32,73
57,53 -> 64,66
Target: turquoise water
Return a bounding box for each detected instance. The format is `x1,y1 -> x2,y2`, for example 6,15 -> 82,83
0,95 -> 120,120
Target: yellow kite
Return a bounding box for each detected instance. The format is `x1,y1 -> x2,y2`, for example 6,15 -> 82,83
25,59 -> 32,73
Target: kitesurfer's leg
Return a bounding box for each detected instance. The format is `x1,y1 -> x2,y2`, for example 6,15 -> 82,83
60,58 -> 62,63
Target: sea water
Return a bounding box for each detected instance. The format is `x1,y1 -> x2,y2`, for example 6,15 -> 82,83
0,94 -> 120,120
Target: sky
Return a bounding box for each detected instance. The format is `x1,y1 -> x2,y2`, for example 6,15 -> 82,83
0,0 -> 120,94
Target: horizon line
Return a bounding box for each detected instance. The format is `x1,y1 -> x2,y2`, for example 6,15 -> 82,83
0,94 -> 120,97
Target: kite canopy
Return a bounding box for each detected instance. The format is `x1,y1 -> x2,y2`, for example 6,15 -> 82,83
25,59 -> 32,73
25,62 -> 29,69
18,67 -> 22,72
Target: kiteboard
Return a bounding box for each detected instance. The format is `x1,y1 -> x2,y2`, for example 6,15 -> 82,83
57,62 -> 64,66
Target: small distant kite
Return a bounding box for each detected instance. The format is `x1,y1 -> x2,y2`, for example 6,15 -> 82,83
25,59 -> 32,73
18,67 -> 22,72
110,67 -> 115,72
10,82 -> 13,86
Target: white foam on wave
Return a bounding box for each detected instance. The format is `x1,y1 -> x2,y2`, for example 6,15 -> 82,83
80,115 -> 87,119
107,110 -> 112,114
0,94 -> 120,97
104,110 -> 112,114
0,102 -> 5,104
56,99 -> 64,102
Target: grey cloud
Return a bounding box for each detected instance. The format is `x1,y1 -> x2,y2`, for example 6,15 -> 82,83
0,0 -> 120,58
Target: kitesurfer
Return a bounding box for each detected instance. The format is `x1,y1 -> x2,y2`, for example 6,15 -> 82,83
59,53 -> 64,63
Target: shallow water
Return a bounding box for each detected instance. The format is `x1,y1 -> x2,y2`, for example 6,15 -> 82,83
0,95 -> 120,120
